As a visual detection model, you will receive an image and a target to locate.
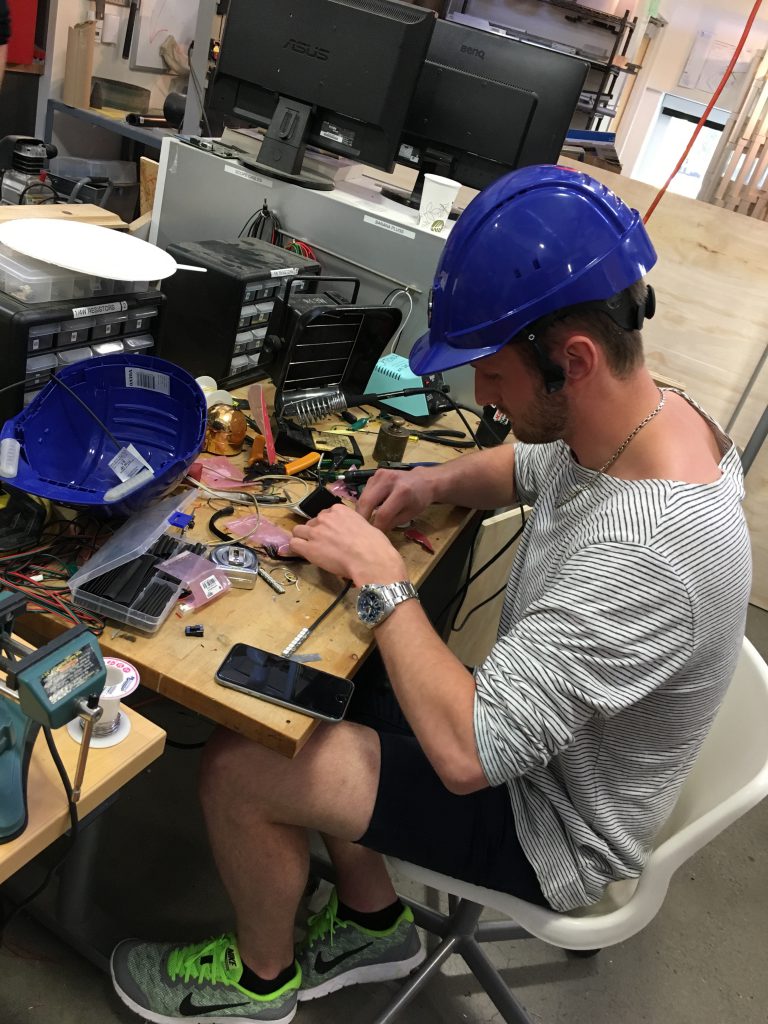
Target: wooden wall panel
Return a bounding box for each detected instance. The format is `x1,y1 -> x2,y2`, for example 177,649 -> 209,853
560,160 -> 768,607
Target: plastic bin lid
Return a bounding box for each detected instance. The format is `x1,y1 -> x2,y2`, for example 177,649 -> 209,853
68,489 -> 195,594
0,221 -> 178,282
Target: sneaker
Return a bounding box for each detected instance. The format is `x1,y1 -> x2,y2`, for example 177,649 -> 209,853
297,888 -> 425,1002
110,933 -> 301,1023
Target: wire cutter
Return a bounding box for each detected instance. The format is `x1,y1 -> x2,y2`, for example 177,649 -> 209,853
408,427 -> 474,448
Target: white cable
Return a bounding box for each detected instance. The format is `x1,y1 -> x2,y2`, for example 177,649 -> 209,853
385,288 -> 414,356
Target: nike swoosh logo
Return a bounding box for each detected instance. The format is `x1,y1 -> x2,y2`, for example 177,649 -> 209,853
178,993 -> 252,1016
314,942 -> 373,975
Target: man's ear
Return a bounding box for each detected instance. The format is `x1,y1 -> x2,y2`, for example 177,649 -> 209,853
559,333 -> 598,385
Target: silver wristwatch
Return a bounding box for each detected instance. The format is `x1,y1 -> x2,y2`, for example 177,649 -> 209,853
356,581 -> 419,628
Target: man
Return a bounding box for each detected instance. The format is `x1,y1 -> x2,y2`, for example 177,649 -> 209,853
111,166 -> 751,1024
0,0 -> 10,89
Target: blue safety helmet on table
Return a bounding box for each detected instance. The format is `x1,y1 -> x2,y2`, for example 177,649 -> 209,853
0,354 -> 206,517
409,164 -> 658,381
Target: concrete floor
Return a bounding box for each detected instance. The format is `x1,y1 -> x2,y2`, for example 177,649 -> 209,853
2,605 -> 767,1024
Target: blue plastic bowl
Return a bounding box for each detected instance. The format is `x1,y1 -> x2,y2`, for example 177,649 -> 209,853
0,354 -> 206,517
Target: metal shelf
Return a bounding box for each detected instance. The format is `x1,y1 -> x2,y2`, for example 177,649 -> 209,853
447,0 -> 639,131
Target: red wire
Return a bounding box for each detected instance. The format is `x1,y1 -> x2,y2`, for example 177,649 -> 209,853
644,0 -> 764,223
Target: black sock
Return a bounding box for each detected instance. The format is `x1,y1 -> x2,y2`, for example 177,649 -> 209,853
239,960 -> 296,996
336,897 -> 405,932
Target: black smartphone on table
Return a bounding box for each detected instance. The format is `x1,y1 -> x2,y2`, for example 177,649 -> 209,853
215,643 -> 354,722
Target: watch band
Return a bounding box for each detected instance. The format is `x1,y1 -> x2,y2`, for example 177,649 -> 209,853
357,580 -> 419,628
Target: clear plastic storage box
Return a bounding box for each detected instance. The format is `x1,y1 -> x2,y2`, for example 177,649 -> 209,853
69,490 -> 201,633
0,244 -> 84,304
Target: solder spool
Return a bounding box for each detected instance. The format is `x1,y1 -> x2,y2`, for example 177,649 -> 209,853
372,418 -> 409,464
67,656 -> 140,748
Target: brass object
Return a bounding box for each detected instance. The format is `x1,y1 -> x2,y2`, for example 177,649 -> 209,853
204,403 -> 248,455
373,417 -> 409,464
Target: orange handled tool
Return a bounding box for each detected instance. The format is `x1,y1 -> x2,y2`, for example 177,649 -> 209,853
284,452 -> 322,476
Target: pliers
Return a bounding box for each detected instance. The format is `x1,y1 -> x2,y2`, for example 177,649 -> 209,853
409,427 -> 474,448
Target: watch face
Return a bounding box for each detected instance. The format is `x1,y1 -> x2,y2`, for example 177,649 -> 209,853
357,587 -> 385,625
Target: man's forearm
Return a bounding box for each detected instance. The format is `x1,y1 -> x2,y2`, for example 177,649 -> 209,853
422,442 -> 517,511
373,600 -> 488,795
0,45 -> 7,88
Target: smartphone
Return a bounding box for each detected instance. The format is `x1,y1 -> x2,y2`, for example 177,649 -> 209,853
215,643 -> 354,722
294,486 -> 343,520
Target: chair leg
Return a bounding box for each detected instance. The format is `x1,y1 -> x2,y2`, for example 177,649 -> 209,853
460,938 -> 536,1024
370,933 -> 462,1024
371,896 -> 536,1024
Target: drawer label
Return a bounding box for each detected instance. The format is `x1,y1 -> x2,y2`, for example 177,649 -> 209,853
363,215 -> 415,240
225,165 -> 273,187
72,301 -> 128,319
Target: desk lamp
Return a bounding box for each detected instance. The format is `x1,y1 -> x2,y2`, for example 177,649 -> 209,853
0,591 -> 106,843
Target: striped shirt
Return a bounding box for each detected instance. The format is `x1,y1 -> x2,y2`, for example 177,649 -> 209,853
473,396 -> 752,912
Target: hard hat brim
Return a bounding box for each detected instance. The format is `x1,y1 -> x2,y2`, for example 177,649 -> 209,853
409,329 -> 505,376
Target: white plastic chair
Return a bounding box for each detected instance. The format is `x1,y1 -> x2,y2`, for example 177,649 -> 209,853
372,636 -> 768,1024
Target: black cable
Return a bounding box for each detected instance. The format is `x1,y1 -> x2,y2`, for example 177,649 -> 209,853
0,375 -> 30,396
240,199 -> 282,243
452,581 -> 508,633
51,374 -> 121,451
434,504 -> 527,628
0,728 -> 78,942
309,580 -> 353,632
418,388 -> 482,450
18,181 -> 60,205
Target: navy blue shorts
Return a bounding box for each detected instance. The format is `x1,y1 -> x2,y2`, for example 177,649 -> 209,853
356,730 -> 550,908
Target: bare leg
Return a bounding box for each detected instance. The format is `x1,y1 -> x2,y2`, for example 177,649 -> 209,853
199,720 -> 384,980
322,836 -> 397,912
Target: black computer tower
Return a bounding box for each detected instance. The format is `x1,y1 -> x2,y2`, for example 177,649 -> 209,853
156,238 -> 321,387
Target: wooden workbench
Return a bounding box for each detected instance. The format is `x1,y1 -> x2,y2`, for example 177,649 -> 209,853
0,709 -> 165,884
19,414 -> 478,759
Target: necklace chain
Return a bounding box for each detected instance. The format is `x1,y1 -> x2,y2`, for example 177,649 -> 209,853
556,388 -> 667,507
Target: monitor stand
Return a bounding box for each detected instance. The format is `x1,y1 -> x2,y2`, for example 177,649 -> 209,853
239,97 -> 334,191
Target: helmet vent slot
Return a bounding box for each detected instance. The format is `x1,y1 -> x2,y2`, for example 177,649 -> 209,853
532,258 -> 542,270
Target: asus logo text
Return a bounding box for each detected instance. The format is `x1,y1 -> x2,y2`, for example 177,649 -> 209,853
284,38 -> 330,61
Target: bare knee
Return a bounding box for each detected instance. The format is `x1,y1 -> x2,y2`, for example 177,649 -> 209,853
199,727 -> 273,811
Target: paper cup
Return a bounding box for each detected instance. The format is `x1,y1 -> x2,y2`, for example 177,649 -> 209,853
418,174 -> 461,234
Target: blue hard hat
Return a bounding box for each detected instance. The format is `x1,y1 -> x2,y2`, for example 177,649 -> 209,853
410,164 -> 657,375
0,354 -> 206,517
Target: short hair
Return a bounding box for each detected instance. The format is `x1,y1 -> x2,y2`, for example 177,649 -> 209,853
526,280 -> 648,379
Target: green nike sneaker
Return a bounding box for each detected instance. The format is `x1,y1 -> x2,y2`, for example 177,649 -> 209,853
297,889 -> 425,1002
110,933 -> 300,1023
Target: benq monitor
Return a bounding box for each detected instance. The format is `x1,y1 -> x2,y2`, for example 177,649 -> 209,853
392,18 -> 590,205
208,0 -> 436,190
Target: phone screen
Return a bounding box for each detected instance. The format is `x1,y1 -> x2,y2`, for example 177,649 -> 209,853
215,643 -> 354,722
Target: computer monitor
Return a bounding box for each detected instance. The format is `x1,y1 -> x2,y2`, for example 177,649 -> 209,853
390,19 -> 590,206
208,0 -> 436,191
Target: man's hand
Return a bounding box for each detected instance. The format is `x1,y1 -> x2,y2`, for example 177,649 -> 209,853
356,467 -> 437,531
289,503 -> 408,586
